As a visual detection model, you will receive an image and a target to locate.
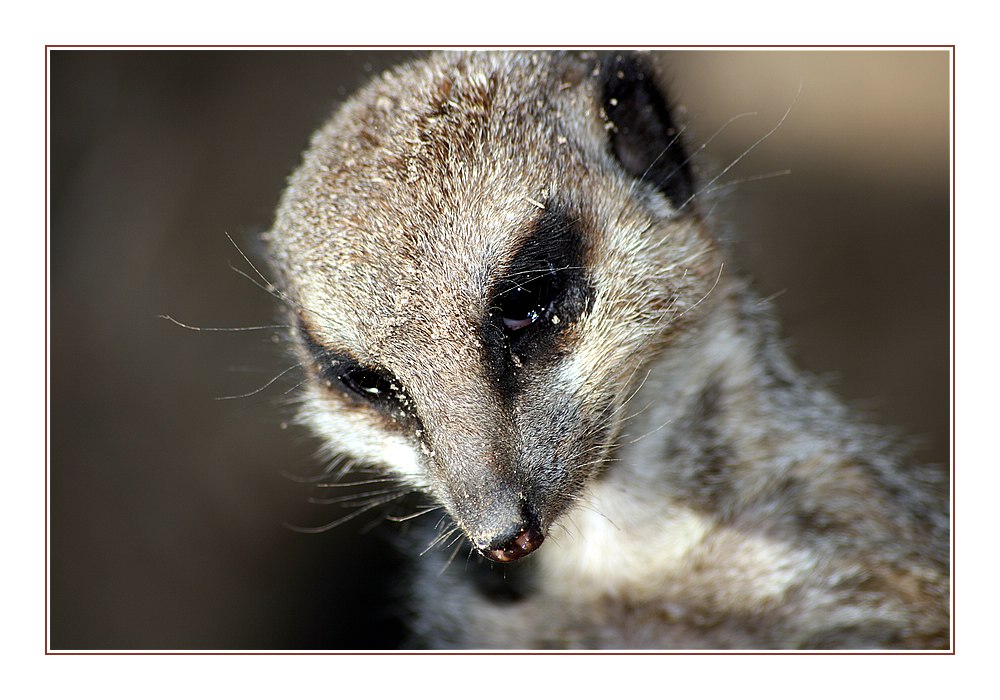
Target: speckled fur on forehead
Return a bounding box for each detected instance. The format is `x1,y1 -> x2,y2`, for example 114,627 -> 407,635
270,51 -> 715,361
273,55 -> 595,288
273,56 -> 540,351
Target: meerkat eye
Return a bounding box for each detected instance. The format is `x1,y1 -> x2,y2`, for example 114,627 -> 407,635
339,366 -> 396,401
497,267 -> 556,331
297,323 -> 396,402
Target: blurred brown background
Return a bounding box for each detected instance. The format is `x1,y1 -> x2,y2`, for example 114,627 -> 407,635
49,49 -> 950,649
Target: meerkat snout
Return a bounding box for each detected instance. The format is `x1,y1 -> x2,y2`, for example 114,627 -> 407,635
466,500 -> 545,563
483,520 -> 545,563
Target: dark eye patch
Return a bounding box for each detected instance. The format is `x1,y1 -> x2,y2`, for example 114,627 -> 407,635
483,202 -> 592,384
296,320 -> 413,419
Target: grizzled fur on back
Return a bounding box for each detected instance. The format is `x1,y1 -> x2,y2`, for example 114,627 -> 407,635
265,51 -> 949,649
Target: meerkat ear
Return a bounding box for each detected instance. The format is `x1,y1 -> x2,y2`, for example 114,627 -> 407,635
600,52 -> 694,207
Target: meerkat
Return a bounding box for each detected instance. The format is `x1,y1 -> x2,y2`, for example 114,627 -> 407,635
263,51 -> 950,649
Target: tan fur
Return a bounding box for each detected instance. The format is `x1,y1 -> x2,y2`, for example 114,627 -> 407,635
265,51 -> 949,650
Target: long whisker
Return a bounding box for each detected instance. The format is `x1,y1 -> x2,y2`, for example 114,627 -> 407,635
157,314 -> 289,333
307,485 -> 406,506
285,490 -> 409,534
224,234 -> 344,333
699,168 -> 793,198
439,532 -> 468,574
677,83 -> 801,215
213,361 -> 304,401
313,476 -> 400,488
385,505 -> 442,523
226,231 -> 275,289
627,124 -> 689,198
421,524 -> 461,556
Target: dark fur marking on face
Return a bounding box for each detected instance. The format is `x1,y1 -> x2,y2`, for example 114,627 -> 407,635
296,320 -> 422,429
480,201 -> 593,402
600,52 -> 694,206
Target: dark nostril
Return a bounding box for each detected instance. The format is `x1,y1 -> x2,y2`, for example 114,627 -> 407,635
481,508 -> 544,563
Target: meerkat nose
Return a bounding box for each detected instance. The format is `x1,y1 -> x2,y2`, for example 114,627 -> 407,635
481,507 -> 545,563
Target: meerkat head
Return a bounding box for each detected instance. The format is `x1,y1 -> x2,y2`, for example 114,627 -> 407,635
266,51 -> 722,562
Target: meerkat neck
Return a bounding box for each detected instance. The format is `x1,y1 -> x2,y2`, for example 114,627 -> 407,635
539,285 -> 816,585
